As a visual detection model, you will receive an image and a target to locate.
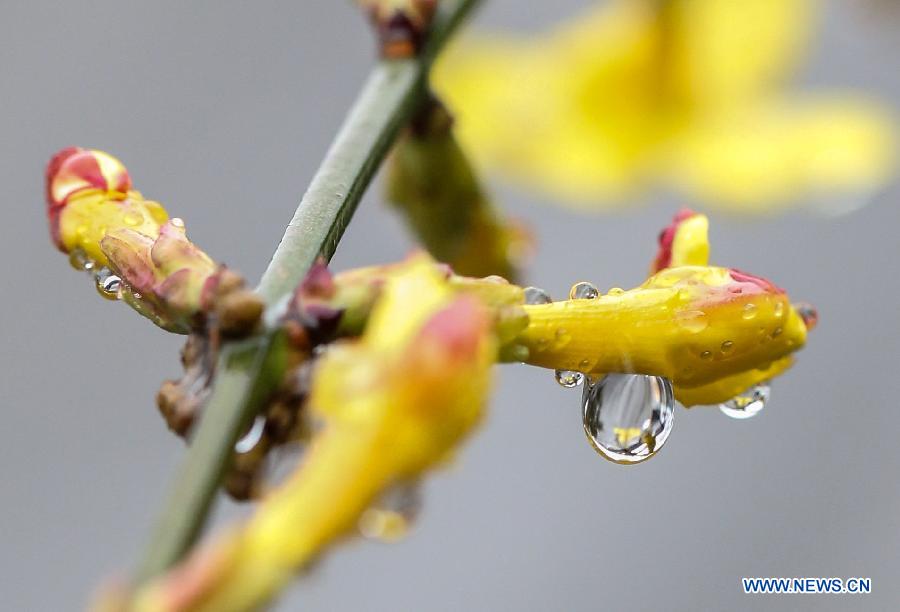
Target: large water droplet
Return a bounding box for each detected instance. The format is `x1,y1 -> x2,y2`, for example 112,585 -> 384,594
582,374 -> 675,464
524,286 -> 552,305
359,481 -> 421,542
94,268 -> 122,300
555,369 -> 584,388
569,281 -> 599,300
719,382 -> 770,419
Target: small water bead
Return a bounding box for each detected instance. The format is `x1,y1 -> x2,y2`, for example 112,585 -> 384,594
773,302 -> 784,318
94,268 -> 122,300
676,310 -> 708,333
719,382 -> 770,419
68,248 -> 94,273
742,303 -> 758,320
359,481 -> 422,542
795,302 -> 818,330
720,340 -> 734,353
555,369 -> 584,388
700,350 -> 712,360
582,373 -> 676,464
607,287 -> 625,296
578,358 -> 592,370
524,286 -> 553,305
771,327 -> 782,338
170,217 -> 185,228
123,210 -> 144,226
569,281 -> 599,300
235,416 -> 267,453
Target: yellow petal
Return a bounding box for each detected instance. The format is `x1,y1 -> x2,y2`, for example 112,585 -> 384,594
667,97 -> 896,212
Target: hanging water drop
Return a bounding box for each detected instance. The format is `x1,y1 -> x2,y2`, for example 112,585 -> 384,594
582,373 -> 675,464
569,281 -> 599,300
68,248 -> 94,273
94,268 -> 122,300
359,480 -> 422,542
719,382 -> 770,419
555,369 -> 584,388
524,286 -> 553,305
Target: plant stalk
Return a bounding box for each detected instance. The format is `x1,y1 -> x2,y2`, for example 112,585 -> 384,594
134,0 -> 482,584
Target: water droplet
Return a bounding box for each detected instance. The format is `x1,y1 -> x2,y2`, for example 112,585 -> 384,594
524,286 -> 552,305
170,217 -> 185,228
773,302 -> 784,318
68,248 -> 94,273
555,370 -> 584,388
607,287 -> 625,296
359,481 -> 421,542
582,374 -> 675,464
578,358 -> 592,370
720,340 -> 734,353
94,268 -> 122,300
235,416 -> 267,453
676,310 -> 708,333
771,327 -> 782,338
720,382 -> 770,419
569,281 -> 599,300
742,303 -> 758,320
795,302 -> 818,330
700,350 -> 712,360
123,210 -> 144,226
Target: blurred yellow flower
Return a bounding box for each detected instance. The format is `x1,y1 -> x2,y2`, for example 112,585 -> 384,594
127,257 -> 496,612
433,0 -> 895,212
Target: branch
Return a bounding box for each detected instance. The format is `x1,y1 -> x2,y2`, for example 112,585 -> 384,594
134,0 -> 483,584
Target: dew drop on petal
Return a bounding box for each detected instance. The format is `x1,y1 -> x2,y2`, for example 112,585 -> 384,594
359,481 -> 422,542
94,268 -> 122,300
569,281 -> 599,300
720,340 -> 734,353
123,210 -> 144,226
170,217 -> 185,228
742,303 -> 758,320
720,382 -> 770,419
607,287 -> 625,296
582,374 -> 675,464
676,310 -> 708,333
524,286 -> 553,305
555,369 -> 584,388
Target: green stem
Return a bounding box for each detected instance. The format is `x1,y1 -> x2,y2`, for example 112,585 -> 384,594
134,0 -> 482,584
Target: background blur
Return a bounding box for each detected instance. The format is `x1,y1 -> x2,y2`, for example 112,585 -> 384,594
1,1 -> 898,610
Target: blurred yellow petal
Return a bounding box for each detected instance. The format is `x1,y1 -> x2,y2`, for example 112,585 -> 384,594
668,97 -> 896,212
130,262 -> 496,612
670,0 -> 812,106
434,0 -> 894,211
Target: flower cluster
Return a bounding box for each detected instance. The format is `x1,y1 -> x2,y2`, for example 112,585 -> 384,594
48,146 -> 819,612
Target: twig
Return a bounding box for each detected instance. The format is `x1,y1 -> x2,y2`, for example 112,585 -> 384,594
134,0 -> 482,584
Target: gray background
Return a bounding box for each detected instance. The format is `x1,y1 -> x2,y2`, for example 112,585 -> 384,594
1,1 -> 898,610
